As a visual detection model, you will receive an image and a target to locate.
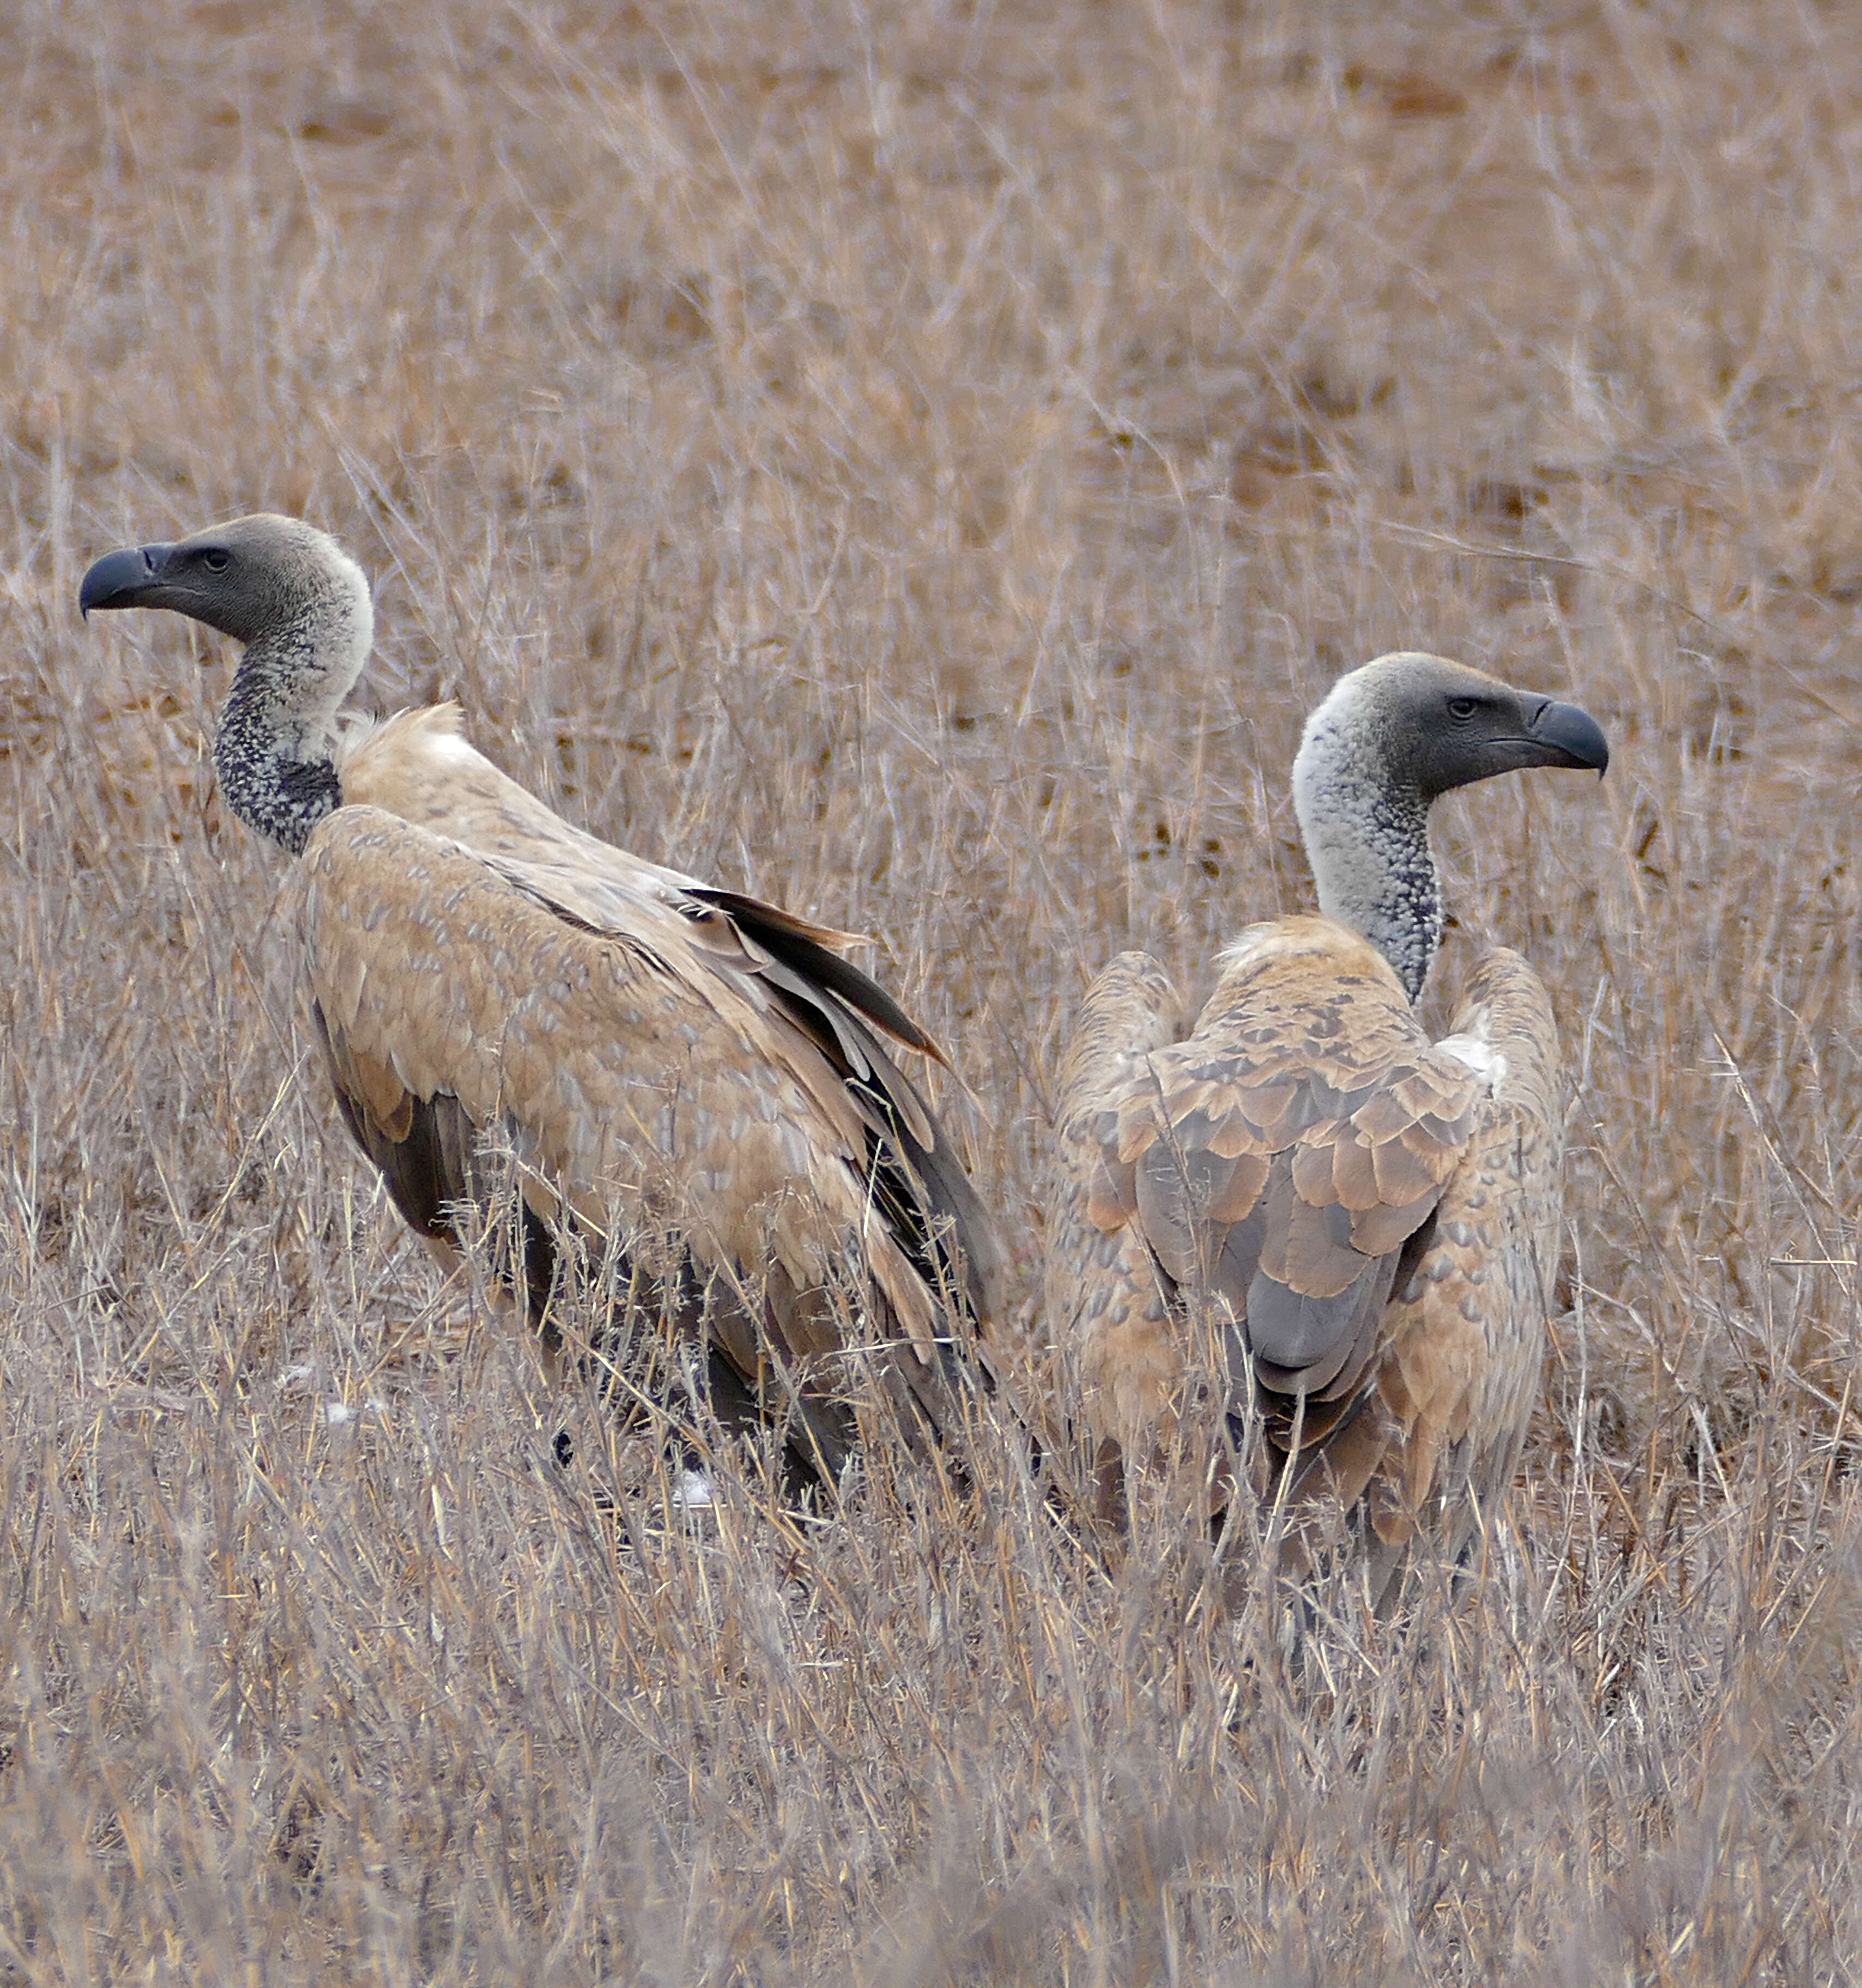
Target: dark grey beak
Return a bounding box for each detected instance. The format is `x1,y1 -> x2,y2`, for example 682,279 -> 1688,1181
1522,696 -> 1610,777
78,543 -> 176,619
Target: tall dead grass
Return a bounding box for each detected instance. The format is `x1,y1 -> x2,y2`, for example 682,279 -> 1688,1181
5,0 -> 1862,1977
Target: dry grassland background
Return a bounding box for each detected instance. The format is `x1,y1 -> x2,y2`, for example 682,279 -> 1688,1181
5,0 -> 1862,1978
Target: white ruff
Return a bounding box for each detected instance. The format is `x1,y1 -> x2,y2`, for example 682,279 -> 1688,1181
1214,920 -> 1303,973
1436,1030 -> 1508,1094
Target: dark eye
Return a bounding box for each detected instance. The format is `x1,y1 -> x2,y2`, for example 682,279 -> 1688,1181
1447,696 -> 1478,720
201,549 -> 230,573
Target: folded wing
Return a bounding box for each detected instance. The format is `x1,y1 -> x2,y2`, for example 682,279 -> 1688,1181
301,801 -> 999,1476
1050,917 -> 1561,1600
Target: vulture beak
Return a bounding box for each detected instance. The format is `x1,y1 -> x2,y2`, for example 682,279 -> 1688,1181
78,543 -> 177,619
1519,697 -> 1610,777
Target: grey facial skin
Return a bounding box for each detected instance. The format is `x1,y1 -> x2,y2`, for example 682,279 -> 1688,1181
1291,653 -> 1609,1000
80,516 -> 374,853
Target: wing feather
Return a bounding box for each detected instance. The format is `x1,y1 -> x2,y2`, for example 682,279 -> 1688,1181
1042,952 -> 1190,1459
451,832 -> 998,1329
300,805 -> 996,1472
1360,947 -> 1564,1596
687,886 -> 944,1062
1048,917 -> 1562,1600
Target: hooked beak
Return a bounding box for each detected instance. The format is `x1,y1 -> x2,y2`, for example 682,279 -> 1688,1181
78,543 -> 177,619
1519,696 -> 1610,777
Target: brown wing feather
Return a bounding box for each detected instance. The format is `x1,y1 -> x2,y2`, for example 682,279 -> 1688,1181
300,803 -> 995,1475
1098,920 -> 1479,1375
343,707 -> 998,1332
474,850 -> 1002,1341
686,886 -> 944,1060
1043,951 -> 1189,1476
1048,918 -> 1561,1585
1358,946 -> 1564,1605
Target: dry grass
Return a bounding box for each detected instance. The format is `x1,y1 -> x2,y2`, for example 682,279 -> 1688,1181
5,0 -> 1862,1976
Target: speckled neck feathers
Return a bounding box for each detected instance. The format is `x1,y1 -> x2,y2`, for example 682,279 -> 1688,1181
1291,673 -> 1442,1002
213,534 -> 373,854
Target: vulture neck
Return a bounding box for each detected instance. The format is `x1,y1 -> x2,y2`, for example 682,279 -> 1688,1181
213,569 -> 373,856
1291,702 -> 1440,1003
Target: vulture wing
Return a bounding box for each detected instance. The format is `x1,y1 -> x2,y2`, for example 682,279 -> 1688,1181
334,705 -> 992,1270
1044,951 -> 1188,1477
1053,916 -> 1559,1594
300,801 -> 997,1476
1358,944 -> 1563,1602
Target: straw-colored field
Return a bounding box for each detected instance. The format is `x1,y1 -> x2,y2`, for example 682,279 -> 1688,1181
6,0 -> 1862,1977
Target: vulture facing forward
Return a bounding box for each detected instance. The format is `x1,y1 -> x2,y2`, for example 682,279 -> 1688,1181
81,516 -> 1002,1481
1045,653 -> 1607,1607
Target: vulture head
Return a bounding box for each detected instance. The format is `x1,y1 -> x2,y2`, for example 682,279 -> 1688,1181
1296,651 -> 1609,801
1292,651 -> 1609,998
80,514 -> 376,854
80,513 -> 374,662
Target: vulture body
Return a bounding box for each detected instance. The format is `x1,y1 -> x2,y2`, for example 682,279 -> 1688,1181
1045,652 -> 1607,1607
81,516 -> 1002,1480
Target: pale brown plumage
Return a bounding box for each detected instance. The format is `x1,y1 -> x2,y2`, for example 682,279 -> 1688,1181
1043,653 -> 1607,1605
81,517 -> 1002,1481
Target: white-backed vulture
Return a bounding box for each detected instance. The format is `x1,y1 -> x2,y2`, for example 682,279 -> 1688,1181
1045,652 -> 1607,1605
80,514 -> 1002,1481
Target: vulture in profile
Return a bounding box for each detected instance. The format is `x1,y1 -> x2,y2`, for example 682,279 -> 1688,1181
1045,652 -> 1607,1606
80,514 -> 1002,1481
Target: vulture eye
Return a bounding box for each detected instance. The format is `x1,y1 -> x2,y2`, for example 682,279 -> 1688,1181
1446,696 -> 1478,720
201,549 -> 231,573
